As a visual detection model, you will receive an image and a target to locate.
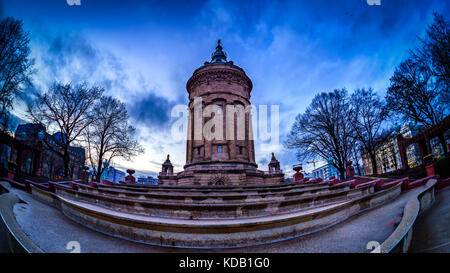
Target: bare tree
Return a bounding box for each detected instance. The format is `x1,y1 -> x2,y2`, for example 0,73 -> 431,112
386,13 -> 449,128
351,145 -> 362,176
85,96 -> 143,181
28,82 -> 103,178
350,88 -> 389,174
285,89 -> 354,179
415,12 -> 449,104
387,58 -> 444,127
0,17 -> 34,130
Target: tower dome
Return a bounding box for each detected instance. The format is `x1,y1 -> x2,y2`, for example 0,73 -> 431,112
210,40 -> 227,63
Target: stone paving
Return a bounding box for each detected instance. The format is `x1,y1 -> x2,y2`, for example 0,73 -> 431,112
1,187 -> 422,253
0,220 -> 10,253
409,186 -> 450,253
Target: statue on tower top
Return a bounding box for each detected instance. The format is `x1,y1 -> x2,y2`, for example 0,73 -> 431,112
210,39 -> 228,63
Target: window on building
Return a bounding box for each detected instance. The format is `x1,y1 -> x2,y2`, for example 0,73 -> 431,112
218,145 -> 222,153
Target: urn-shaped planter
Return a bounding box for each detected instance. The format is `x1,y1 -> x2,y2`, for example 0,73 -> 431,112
425,164 -> 435,176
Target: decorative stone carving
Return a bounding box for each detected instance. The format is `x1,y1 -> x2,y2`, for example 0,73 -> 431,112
160,154 -> 174,176
293,164 -> 304,182
268,153 -> 281,173
186,69 -> 252,92
208,174 -> 229,185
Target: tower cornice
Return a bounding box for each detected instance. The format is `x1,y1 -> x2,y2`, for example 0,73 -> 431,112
186,65 -> 253,94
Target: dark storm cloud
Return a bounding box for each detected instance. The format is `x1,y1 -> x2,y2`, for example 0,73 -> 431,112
203,0 -> 447,59
39,31 -> 126,89
46,32 -> 97,70
128,91 -> 173,128
3,0 -> 448,172
30,29 -> 174,131
0,0 -> 3,18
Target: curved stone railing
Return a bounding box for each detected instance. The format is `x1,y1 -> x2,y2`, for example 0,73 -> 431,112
53,183 -> 374,219
0,182 -> 43,253
29,183 -> 401,248
379,178 -> 437,253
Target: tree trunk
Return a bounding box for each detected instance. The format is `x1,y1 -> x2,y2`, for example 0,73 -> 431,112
339,167 -> 345,180
95,156 -> 104,182
63,154 -> 70,179
438,134 -> 448,154
352,151 -> 362,176
96,166 -> 103,182
370,153 -> 378,175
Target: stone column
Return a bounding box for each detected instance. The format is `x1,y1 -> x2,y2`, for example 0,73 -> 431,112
438,132 -> 448,154
186,109 -> 193,163
33,149 -> 42,176
9,144 -> 14,161
248,111 -> 256,164
16,148 -> 23,172
418,140 -> 425,160
425,136 -> 432,156
396,135 -> 408,170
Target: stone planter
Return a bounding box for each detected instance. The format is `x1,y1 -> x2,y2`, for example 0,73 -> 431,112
7,170 -> 14,180
425,164 -> 435,176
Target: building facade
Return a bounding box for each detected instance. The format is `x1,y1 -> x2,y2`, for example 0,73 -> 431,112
158,41 -> 284,186
362,123 -> 422,175
101,166 -> 126,183
137,176 -> 158,185
12,123 -> 86,179
308,162 -> 340,179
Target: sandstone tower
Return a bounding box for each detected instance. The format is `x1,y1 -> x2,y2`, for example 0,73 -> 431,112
158,40 -> 284,186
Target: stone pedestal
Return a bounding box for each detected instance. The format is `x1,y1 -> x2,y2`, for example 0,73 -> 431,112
345,161 -> 355,179
125,169 -> 136,184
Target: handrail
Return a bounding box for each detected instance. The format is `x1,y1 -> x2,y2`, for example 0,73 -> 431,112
0,182 -> 43,253
379,178 -> 437,253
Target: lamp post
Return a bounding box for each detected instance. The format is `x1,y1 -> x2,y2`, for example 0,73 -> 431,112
34,131 -> 45,176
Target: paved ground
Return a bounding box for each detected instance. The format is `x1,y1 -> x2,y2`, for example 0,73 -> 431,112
0,187 -> 423,253
409,186 -> 450,253
231,188 -> 419,253
0,220 -> 10,253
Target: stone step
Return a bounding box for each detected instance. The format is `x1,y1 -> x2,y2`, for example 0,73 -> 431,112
53,183 -> 375,219
29,183 -> 402,248
74,182 -> 349,204
114,181 -> 307,190
92,181 -> 325,195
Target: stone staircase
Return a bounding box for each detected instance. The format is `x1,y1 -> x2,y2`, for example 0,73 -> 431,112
28,179 -> 403,248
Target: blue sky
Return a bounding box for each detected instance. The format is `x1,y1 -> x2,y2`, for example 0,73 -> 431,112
3,0 -> 449,177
